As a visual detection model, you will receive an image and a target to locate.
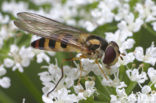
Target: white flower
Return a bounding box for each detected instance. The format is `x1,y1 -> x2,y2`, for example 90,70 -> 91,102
0,25 -> 14,40
147,67 -> 156,84
83,81 -> 95,97
152,22 -> 156,31
141,85 -> 151,94
0,13 -> 9,24
31,0 -> 52,5
83,21 -> 97,32
22,98 -> 26,103
42,88 -> 79,103
120,52 -> 135,65
91,1 -> 115,25
7,45 -> 35,72
134,42 -> 156,66
137,92 -> 149,103
135,0 -> 156,22
105,30 -> 135,53
115,3 -> 130,21
74,84 -> 84,94
74,81 -> 95,100
0,77 -> 11,88
116,82 -> 127,89
102,76 -> 120,87
127,93 -> 137,103
4,58 -> 14,68
0,65 -> 11,89
37,52 -> 50,63
32,49 -> 55,64
111,88 -> 128,103
110,95 -> 120,103
2,1 -> 28,16
39,63 -> 63,94
118,13 -> 143,33
39,59 -> 97,102
126,68 -> 148,84
0,65 -> 7,76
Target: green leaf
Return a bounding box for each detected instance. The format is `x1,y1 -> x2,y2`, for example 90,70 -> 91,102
133,25 -> 156,50
79,96 -> 94,103
15,32 -> 32,47
119,65 -> 138,95
92,22 -> 118,37
15,71 -> 42,103
125,81 -> 137,95
0,89 -> 16,103
84,1 -> 99,12
94,74 -> 115,102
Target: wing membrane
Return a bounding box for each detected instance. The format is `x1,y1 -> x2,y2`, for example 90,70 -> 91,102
14,12 -> 88,51
14,12 -> 82,37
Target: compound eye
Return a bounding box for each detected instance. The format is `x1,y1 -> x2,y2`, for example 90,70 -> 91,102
103,46 -> 116,65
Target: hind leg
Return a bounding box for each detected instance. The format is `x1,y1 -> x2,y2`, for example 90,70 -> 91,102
65,54 -> 87,84
95,59 -> 108,80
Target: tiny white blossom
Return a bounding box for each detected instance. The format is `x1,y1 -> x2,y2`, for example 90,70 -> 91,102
0,77 -> 11,88
116,88 -> 127,98
7,45 -> 35,72
127,93 -> 137,103
37,52 -> 50,63
84,21 -> 97,32
118,13 -> 143,33
91,1 -> 115,25
83,81 -> 95,97
2,1 -> 28,16
115,4 -> 130,21
42,88 -> 79,103
22,98 -> 26,103
105,30 -> 135,53
137,92 -> 149,103
0,13 -> 9,24
126,68 -> 148,84
135,0 -> 156,22
147,67 -> 156,84
0,65 -> 7,76
74,84 -> 84,94
134,42 -> 156,66
152,22 -> 156,31
102,74 -> 122,88
120,52 -> 135,65
111,88 -> 128,103
4,58 -> 14,68
141,85 -> 151,94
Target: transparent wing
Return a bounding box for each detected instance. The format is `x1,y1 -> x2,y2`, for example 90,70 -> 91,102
14,12 -> 89,51
14,12 -> 83,37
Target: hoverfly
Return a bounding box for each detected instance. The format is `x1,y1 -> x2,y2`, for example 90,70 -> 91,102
14,12 -> 123,96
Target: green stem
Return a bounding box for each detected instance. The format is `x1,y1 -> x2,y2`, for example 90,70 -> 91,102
0,89 -> 16,103
94,101 -> 108,103
143,24 -> 156,37
126,81 -> 137,95
15,72 -> 42,103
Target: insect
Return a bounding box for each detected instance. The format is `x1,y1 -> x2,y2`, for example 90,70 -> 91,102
14,12 -> 124,96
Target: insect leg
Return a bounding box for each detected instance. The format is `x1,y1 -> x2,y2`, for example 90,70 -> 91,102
95,60 -> 108,80
77,60 -> 83,85
64,54 -> 87,85
47,62 -> 64,97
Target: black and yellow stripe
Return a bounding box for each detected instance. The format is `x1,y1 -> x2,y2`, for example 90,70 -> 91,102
31,37 -> 81,52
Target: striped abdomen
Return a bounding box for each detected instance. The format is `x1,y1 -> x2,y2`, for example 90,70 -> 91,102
31,38 -> 81,52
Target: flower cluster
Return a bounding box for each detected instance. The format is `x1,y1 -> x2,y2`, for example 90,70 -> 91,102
0,0 -> 156,103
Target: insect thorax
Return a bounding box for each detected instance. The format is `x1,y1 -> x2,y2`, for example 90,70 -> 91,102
85,35 -> 108,59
